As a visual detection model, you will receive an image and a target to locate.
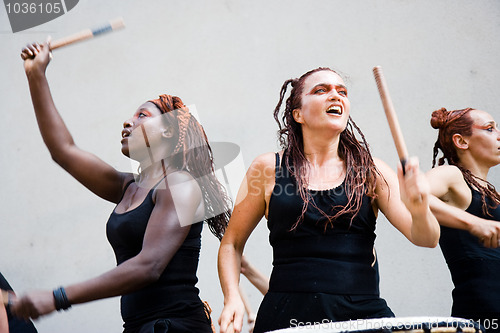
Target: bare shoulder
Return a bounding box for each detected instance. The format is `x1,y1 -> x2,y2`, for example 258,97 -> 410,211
373,157 -> 396,182
247,151 -> 280,180
251,152 -> 278,169
426,165 -> 469,204
167,170 -> 197,184
426,165 -> 466,191
426,164 -> 462,181
151,171 -> 201,203
373,157 -> 391,172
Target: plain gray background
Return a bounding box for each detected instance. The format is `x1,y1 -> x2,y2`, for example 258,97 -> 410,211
1,1 -> 499,332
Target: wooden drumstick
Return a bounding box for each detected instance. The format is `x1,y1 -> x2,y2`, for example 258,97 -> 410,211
49,17 -> 125,50
372,66 -> 409,174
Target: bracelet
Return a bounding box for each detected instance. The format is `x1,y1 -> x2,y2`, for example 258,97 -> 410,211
52,286 -> 71,311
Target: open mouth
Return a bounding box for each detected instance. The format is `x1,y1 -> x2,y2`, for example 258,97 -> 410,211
121,129 -> 131,138
326,105 -> 342,115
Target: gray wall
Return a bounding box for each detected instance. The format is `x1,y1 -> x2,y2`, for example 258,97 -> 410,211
1,1 -> 499,332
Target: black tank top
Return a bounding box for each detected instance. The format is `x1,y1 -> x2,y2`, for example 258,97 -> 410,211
439,183 -> 500,315
106,179 -> 204,330
267,153 -> 380,295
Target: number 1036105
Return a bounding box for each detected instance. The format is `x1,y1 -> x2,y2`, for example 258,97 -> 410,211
5,2 -> 62,14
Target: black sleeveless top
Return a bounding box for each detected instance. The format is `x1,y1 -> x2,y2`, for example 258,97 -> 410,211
106,179 -> 204,330
439,183 -> 500,316
267,153 -> 380,295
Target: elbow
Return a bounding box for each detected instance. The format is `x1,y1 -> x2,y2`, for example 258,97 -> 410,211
135,259 -> 164,284
411,238 -> 438,248
50,149 -> 71,169
144,262 -> 163,282
412,230 -> 440,248
418,238 -> 439,248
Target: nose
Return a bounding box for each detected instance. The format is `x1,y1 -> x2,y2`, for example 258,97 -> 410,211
328,90 -> 341,101
123,118 -> 133,128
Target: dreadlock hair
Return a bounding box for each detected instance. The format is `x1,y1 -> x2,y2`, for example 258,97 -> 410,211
431,107 -> 500,216
273,67 -> 381,230
150,94 -> 231,240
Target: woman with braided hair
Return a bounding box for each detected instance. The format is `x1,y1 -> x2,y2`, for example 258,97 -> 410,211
218,67 -> 439,333
426,107 -> 500,328
12,41 -> 231,332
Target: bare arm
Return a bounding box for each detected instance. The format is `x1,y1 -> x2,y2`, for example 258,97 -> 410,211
218,153 -> 274,333
427,165 -> 500,248
21,41 -> 127,203
374,158 -> 440,247
11,172 -> 200,319
240,255 -> 269,295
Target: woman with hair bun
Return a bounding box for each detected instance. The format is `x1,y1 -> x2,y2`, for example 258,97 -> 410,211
218,67 -> 439,333
12,40 -> 231,333
427,107 -> 500,328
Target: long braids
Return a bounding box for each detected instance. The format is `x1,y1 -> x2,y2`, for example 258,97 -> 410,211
273,68 -> 381,230
151,94 -> 231,240
431,107 -> 500,215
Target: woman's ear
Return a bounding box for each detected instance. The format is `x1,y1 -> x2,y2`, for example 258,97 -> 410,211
292,108 -> 303,124
162,125 -> 175,139
452,133 -> 469,150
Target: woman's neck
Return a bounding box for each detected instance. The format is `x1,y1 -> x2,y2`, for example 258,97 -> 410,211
302,134 -> 342,166
459,159 -> 490,184
137,159 -> 177,187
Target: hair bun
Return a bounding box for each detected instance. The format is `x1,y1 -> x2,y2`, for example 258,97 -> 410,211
430,107 -> 449,129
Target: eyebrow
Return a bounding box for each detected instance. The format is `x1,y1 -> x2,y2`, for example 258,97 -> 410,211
309,83 -> 348,92
473,121 -> 497,128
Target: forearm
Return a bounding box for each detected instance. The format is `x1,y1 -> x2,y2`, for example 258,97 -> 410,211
242,265 -> 269,295
409,207 -> 440,247
65,257 -> 158,305
429,195 -> 476,230
218,243 -> 243,303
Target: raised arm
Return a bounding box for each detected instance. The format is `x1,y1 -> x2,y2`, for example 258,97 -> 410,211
374,158 -> 440,247
21,40 -> 127,203
218,153 -> 274,333
427,165 -> 500,248
11,171 -> 199,319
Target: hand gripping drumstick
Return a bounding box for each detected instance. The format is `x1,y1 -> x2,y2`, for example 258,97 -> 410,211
372,66 -> 409,174
49,17 -> 125,51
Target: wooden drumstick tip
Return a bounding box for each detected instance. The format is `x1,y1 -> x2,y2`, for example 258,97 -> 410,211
109,17 -> 125,30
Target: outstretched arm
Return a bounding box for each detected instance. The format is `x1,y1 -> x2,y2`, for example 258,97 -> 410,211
21,40 -> 127,203
426,165 -> 500,248
375,158 -> 440,247
10,172 -> 200,320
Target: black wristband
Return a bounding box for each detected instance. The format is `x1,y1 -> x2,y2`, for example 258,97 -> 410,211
53,286 -> 71,311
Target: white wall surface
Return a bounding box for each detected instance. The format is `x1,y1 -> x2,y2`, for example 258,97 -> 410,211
1,1 -> 499,332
